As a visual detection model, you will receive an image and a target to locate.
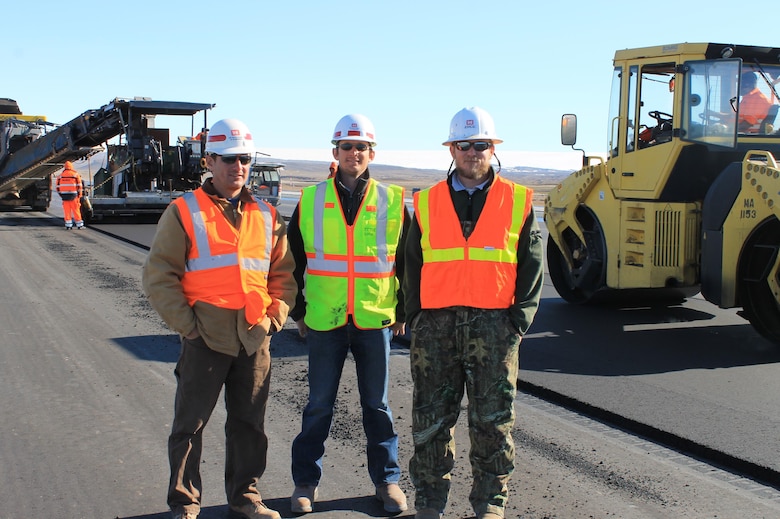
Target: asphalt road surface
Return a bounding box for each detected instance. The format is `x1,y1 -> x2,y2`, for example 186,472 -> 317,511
1,204 -> 779,518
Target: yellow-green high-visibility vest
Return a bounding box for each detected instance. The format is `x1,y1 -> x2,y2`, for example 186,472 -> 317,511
299,179 -> 404,330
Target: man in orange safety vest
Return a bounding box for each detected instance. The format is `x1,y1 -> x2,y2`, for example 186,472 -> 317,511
55,161 -> 84,229
404,107 -> 544,519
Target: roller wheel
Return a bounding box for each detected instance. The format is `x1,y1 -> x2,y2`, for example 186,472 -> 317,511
547,223 -> 606,304
738,218 -> 780,345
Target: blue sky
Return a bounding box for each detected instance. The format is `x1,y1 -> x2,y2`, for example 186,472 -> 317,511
8,1 -> 775,170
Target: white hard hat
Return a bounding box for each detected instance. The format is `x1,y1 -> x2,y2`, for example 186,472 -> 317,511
205,118 -> 255,155
331,114 -> 377,146
442,106 -> 503,145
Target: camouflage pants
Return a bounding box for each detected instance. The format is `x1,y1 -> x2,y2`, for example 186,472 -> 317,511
409,307 -> 520,517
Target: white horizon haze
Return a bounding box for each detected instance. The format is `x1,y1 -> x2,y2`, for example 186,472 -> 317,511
261,148 -> 585,173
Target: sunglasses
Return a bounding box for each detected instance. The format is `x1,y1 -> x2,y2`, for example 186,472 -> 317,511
338,142 -> 370,152
215,154 -> 252,165
454,141 -> 492,152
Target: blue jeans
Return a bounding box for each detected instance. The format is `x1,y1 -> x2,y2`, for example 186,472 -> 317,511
291,324 -> 401,487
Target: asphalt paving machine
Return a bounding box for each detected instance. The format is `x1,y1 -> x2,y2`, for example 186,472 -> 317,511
0,97 -> 214,221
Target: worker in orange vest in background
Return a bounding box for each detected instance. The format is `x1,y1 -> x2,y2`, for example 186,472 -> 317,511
55,161 -> 84,229
327,161 -> 337,179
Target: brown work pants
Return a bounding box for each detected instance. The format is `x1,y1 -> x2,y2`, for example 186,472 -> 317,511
167,335 -> 272,514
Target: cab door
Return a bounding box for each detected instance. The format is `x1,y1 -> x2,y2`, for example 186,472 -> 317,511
611,61 -> 678,195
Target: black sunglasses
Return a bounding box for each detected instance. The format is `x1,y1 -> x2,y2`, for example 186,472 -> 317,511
454,141 -> 491,152
215,154 -> 252,165
338,142 -> 370,152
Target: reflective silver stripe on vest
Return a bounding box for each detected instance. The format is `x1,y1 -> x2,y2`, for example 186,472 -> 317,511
243,196 -> 273,273
57,177 -> 80,194
373,186 -> 390,271
182,192 -> 272,273
307,183 -> 393,274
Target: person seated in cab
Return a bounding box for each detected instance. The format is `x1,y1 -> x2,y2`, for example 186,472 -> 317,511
737,72 -> 773,133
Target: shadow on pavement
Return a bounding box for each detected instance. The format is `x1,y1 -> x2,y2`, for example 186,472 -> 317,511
523,296 -> 780,376
111,334 -> 180,363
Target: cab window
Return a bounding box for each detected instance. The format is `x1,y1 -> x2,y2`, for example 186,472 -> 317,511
634,63 -> 675,150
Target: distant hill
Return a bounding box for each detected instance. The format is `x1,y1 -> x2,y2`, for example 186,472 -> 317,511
272,159 -> 573,193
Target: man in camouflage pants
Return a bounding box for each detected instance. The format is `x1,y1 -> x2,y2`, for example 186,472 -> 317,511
403,107 -> 544,519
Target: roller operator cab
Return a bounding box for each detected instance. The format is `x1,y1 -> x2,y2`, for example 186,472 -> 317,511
545,43 -> 780,344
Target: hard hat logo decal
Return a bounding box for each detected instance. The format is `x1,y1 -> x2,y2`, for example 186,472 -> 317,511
465,119 -> 475,127
231,129 -> 240,136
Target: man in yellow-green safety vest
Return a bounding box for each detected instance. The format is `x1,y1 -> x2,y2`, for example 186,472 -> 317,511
286,114 -> 411,515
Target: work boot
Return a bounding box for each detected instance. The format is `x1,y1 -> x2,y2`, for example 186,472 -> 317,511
415,509 -> 443,519
375,483 -> 408,512
171,509 -> 198,519
291,485 -> 318,514
478,513 -> 503,519
229,501 -> 281,519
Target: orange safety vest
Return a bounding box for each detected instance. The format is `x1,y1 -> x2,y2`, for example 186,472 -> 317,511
56,170 -> 82,200
174,189 -> 274,326
414,176 -> 532,309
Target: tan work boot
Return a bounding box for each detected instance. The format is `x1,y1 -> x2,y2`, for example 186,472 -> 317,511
415,508 -> 442,519
171,510 -> 198,519
375,482 -> 408,512
478,513 -> 503,519
228,501 -> 281,519
290,485 -> 318,514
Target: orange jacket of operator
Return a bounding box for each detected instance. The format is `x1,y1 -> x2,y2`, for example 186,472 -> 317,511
173,189 -> 275,325
56,169 -> 82,200
413,175 -> 532,309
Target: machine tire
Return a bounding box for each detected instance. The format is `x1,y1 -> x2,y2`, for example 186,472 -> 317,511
547,207 -> 607,304
547,230 -> 601,304
738,217 -> 780,345
548,237 -> 589,303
